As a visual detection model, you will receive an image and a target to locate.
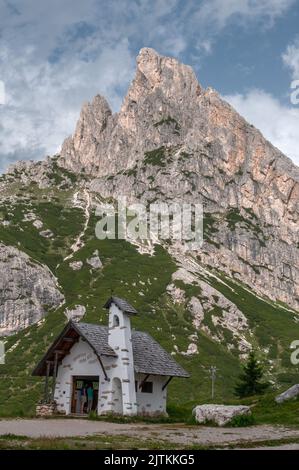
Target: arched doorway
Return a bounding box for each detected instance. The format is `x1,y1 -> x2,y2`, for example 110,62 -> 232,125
112,377 -> 123,414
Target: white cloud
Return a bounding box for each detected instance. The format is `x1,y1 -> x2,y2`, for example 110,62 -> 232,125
0,81 -> 5,105
225,89 -> 299,165
283,36 -> 299,79
0,40 -> 135,172
196,0 -> 296,31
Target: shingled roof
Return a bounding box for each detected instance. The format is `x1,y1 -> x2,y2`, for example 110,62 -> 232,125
103,296 -> 138,315
131,330 -> 189,378
32,321 -> 189,378
75,322 -> 116,357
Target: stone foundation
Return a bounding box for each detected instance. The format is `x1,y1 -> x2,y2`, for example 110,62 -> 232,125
36,402 -> 58,417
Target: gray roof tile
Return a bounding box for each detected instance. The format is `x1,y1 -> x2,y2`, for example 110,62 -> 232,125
132,330 -> 190,378
103,296 -> 138,315
75,322 -> 116,357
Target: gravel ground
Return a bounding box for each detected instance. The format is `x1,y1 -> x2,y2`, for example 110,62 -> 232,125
241,444 -> 299,450
1,419 -> 299,447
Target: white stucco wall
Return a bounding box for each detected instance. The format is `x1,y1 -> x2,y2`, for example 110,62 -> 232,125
135,373 -> 168,416
54,337 -> 102,414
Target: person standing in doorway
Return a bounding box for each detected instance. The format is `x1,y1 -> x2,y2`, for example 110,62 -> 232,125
80,385 -> 87,414
87,383 -> 94,413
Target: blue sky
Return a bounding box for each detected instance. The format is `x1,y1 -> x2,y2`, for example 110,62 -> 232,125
0,0 -> 299,173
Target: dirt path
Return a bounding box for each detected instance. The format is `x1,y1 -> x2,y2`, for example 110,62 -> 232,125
1,419 -> 299,447
241,443 -> 299,450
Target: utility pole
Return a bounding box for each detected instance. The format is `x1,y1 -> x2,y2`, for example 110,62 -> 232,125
209,366 -> 217,400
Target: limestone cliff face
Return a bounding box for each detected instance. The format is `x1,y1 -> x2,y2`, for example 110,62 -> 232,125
0,243 -> 64,336
57,48 -> 299,310
61,95 -> 114,175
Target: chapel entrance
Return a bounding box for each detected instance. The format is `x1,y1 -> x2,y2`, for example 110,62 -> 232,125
71,376 -> 99,415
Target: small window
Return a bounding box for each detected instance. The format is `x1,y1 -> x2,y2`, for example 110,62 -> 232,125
113,314 -> 119,327
140,381 -> 153,393
135,380 -> 138,392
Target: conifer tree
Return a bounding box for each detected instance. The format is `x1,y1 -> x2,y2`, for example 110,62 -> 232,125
235,351 -> 269,398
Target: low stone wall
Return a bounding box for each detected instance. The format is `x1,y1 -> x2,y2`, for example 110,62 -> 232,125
36,402 -> 58,417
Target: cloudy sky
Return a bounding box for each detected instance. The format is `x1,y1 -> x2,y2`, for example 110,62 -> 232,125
0,0 -> 299,173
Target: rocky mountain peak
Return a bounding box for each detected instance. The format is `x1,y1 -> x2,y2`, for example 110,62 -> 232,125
59,48 -> 206,175
80,94 -> 112,134
60,93 -> 113,174
126,47 -> 201,103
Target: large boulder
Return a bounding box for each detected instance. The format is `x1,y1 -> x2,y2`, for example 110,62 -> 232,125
192,404 -> 251,426
69,260 -> 83,271
275,384 -> 299,403
65,305 -> 86,322
86,250 -> 102,269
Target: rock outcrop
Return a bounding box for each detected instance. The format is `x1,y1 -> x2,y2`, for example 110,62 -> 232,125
3,155 -> 78,192
275,384 -> 299,403
168,267 -> 251,354
0,243 -> 64,335
58,47 -> 299,310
